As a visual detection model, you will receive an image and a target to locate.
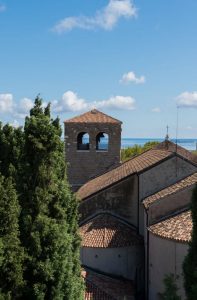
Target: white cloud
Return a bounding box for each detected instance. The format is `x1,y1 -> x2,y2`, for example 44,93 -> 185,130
120,71 -> 145,84
53,91 -> 88,112
52,0 -> 136,33
52,91 -> 136,113
0,4 -> 6,12
152,107 -> 161,113
176,92 -> 197,108
93,95 -> 135,110
0,94 -> 14,113
15,98 -> 34,118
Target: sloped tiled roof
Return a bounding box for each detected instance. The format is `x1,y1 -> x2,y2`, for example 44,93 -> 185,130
148,210 -> 192,243
154,140 -> 197,165
143,172 -> 197,209
80,214 -> 142,248
82,269 -> 135,300
77,149 -> 173,200
64,109 -> 122,124
77,140 -> 197,200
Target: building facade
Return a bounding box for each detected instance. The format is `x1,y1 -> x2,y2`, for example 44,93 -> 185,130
64,109 -> 197,299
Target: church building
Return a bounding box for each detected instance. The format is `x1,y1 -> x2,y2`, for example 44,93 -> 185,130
64,109 -> 197,300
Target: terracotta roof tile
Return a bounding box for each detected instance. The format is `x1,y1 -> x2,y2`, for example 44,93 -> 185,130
154,140 -> 197,165
148,210 -> 192,243
80,214 -> 142,248
82,269 -> 135,300
64,109 -> 122,124
77,149 -> 172,200
143,173 -> 197,209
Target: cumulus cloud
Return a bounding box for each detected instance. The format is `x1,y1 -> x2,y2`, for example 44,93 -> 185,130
120,71 -> 145,84
176,92 -> 197,108
151,107 -> 161,113
0,94 -> 14,112
15,98 -> 34,118
52,0 -> 136,33
0,4 -> 6,12
53,91 -> 88,112
52,91 -> 136,113
0,94 -> 34,119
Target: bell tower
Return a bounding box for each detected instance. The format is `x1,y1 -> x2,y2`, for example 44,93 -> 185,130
64,109 -> 122,191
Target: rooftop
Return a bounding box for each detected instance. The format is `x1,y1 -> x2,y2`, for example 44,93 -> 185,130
83,269 -> 135,300
64,109 -> 122,124
148,210 -> 192,243
77,140 -> 197,200
143,172 -> 197,209
80,214 -> 142,248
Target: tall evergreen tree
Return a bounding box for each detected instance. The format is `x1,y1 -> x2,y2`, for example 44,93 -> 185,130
183,184 -> 197,300
0,122 -> 24,180
0,174 -> 24,299
19,97 -> 83,299
0,123 -> 25,299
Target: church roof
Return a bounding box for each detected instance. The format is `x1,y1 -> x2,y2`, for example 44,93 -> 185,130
83,269 -> 135,300
148,210 -> 192,243
143,172 -> 197,209
80,214 -> 142,248
154,140 -> 197,165
64,109 -> 122,124
77,149 -> 172,200
77,141 -> 197,200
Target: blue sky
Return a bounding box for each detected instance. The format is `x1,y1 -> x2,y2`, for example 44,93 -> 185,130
0,0 -> 197,138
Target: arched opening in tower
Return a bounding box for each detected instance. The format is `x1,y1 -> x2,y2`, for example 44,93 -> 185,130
96,132 -> 109,150
77,132 -> 90,150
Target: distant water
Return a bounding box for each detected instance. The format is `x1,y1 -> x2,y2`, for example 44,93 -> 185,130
81,137 -> 197,151
121,138 -> 197,151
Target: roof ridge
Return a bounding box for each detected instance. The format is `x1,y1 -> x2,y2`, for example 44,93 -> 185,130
143,172 -> 197,209
64,109 -> 122,124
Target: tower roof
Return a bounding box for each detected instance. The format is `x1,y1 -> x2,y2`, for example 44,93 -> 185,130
64,109 -> 122,124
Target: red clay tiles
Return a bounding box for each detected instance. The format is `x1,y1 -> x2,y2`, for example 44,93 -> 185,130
148,210 -> 192,243
143,173 -> 197,209
80,214 -> 142,248
64,109 -> 122,124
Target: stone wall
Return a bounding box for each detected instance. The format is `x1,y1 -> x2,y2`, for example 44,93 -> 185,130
64,122 -> 121,190
148,185 -> 194,225
79,175 -> 139,226
81,246 -> 144,282
139,156 -> 197,235
148,233 -> 188,300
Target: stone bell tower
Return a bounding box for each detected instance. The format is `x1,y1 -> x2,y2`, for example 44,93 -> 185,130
64,109 -> 122,191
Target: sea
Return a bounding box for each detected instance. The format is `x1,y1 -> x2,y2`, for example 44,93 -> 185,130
121,138 -> 197,151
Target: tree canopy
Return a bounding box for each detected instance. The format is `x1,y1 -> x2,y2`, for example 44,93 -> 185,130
121,141 -> 159,161
0,97 -> 84,299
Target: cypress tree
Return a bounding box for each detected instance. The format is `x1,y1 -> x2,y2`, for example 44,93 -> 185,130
183,184 -> 197,299
0,122 -> 24,181
0,174 -> 24,299
19,97 -> 83,299
0,123 -> 25,299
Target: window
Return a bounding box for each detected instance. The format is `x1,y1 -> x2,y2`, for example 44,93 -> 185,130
96,132 -> 109,150
77,132 -> 90,150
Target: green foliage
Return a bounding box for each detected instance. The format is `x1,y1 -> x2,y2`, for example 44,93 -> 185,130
183,184 -> 197,300
159,274 -> 181,300
0,175 -> 24,299
19,97 -> 84,299
0,96 -> 83,299
121,141 -> 159,161
0,123 -> 24,180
